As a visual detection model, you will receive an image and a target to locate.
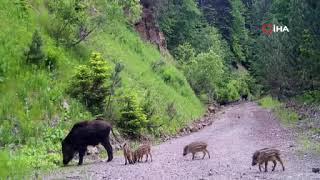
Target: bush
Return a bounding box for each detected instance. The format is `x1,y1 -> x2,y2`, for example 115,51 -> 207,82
117,90 -> 147,138
24,30 -> 45,66
217,80 -> 240,103
216,70 -> 251,103
0,150 -> 28,179
258,96 -> 281,109
172,43 -> 196,65
185,48 -> 225,97
68,52 -> 111,114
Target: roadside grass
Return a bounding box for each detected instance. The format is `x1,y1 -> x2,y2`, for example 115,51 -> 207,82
258,96 -> 298,125
258,96 -> 319,155
298,135 -> 320,154
257,96 -> 281,109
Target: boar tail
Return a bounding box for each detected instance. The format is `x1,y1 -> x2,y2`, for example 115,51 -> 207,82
111,128 -> 121,144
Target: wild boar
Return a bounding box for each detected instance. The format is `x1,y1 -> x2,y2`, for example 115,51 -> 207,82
183,141 -> 210,160
61,119 -> 115,165
123,142 -> 134,165
252,148 -> 285,172
133,143 -> 152,163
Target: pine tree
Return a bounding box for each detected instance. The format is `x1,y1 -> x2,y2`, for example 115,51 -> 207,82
118,91 -> 147,138
25,30 -> 45,65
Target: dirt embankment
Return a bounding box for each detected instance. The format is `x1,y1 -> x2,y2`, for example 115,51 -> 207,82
44,102 -> 320,180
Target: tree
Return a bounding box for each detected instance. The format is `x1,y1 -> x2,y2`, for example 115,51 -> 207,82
105,62 -> 124,116
185,48 -> 225,99
46,0 -> 107,46
68,52 -> 111,114
25,30 -> 45,65
117,91 -> 147,138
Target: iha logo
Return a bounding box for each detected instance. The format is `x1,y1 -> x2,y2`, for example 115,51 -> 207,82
261,24 -> 289,34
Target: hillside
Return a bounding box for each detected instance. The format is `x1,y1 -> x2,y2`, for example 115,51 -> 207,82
0,0 -> 203,177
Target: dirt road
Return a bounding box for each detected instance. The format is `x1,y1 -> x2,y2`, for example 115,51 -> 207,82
44,102 -> 320,180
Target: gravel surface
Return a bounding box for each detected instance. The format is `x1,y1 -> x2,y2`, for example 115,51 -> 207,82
43,102 -> 320,180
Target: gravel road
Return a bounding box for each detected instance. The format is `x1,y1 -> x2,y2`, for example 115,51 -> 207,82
44,102 -> 320,180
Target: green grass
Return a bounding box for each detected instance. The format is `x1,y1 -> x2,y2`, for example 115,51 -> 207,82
275,108 -> 298,124
0,0 -> 203,178
298,135 -> 320,154
257,96 -> 281,109
295,90 -> 320,104
258,96 -> 298,125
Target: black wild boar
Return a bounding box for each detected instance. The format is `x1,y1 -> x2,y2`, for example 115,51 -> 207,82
61,119 -> 115,165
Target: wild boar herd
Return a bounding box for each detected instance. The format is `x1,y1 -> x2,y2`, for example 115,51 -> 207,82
61,118 -> 285,173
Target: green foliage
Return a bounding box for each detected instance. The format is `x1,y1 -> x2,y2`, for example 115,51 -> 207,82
68,52 -> 111,114
46,0 -> 107,46
119,0 -> 142,24
156,0 -> 207,51
105,62 -> 124,117
172,43 -> 196,65
0,150 -> 28,179
25,30 -> 46,66
230,0 -> 249,64
117,90 -> 147,138
295,90 -> 320,104
249,0 -> 320,97
184,48 -> 225,98
0,0 -> 204,176
258,96 -> 297,124
275,107 -> 298,124
258,96 -> 281,109
198,0 -> 233,42
217,80 -> 240,102
216,70 -> 251,103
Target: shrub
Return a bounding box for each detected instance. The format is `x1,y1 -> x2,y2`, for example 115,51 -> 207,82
258,96 -> 281,109
0,150 -> 28,179
68,52 -> 111,114
105,62 -> 124,117
172,43 -> 196,65
24,30 -> 45,66
166,101 -> 177,120
185,48 -> 225,97
217,80 -> 240,103
117,90 -> 147,138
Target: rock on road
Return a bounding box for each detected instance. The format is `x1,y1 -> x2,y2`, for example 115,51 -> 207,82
44,102 -> 320,180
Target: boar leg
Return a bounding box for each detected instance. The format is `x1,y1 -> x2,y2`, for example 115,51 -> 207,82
276,156 -> 285,171
264,161 -> 268,172
125,156 -> 128,165
145,153 -> 148,162
205,149 -> 211,159
202,151 -> 206,159
101,140 -> 113,162
272,160 -> 277,171
78,148 -> 86,165
192,153 -> 195,160
259,163 -> 262,172
149,152 -> 153,162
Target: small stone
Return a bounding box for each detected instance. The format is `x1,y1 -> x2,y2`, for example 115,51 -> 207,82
312,168 -> 320,173
208,169 -> 213,176
289,144 -> 295,148
62,99 -> 70,110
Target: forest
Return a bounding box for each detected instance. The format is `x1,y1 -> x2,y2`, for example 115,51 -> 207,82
0,0 -> 319,178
